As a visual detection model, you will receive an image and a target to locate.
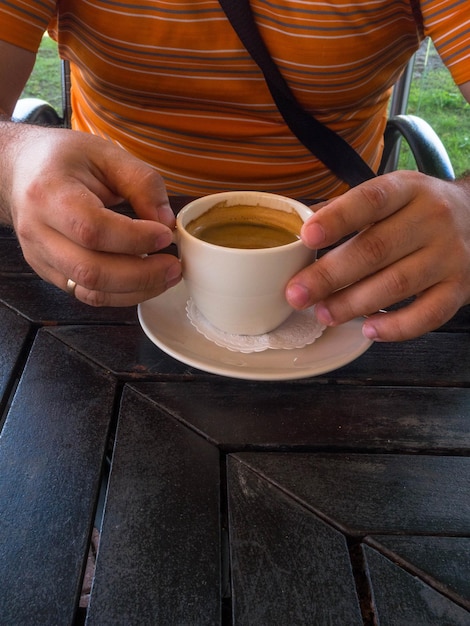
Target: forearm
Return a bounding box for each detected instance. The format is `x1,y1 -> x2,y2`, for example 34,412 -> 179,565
0,113 -> 46,227
0,41 -> 38,224
0,116 -> 24,226
455,173 -> 470,193
0,114 -> 15,225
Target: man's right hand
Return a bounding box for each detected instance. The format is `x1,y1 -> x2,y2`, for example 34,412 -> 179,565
1,122 -> 182,306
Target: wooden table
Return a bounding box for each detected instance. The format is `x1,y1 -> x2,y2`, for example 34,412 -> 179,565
1,198 -> 470,625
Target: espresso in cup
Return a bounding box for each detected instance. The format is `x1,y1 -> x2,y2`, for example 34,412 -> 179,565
186,202 -> 303,249
176,191 -> 316,335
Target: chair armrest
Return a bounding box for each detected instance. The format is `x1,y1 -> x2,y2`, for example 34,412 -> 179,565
12,98 -> 64,127
379,114 -> 455,180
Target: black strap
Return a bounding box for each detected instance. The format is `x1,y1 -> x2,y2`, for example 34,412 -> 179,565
218,0 -> 376,187
409,0 -> 425,39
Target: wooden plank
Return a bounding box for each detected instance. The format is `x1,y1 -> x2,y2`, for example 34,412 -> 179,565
331,332 -> 470,386
0,278 -> 137,325
48,326 -> 204,379
0,330 -> 117,625
133,382 -> 470,453
0,305 -> 32,409
227,455 -> 363,625
0,238 -> 35,275
49,326 -> 470,387
229,453 -> 470,536
365,536 -> 470,609
87,385 -> 221,625
364,545 -> 470,625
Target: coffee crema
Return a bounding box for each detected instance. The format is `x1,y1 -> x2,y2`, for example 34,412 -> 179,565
186,203 -> 303,249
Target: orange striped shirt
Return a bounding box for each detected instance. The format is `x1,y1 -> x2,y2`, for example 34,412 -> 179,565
2,1 -> 469,197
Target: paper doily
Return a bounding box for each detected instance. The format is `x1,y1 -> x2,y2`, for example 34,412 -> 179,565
186,298 -> 326,353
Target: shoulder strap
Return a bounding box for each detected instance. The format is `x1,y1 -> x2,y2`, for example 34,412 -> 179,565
409,0 -> 425,38
218,0 -> 376,187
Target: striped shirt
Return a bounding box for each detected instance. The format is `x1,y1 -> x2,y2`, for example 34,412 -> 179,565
2,1 -> 469,197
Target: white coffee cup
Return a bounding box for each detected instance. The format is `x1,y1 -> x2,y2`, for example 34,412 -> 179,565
176,191 -> 316,335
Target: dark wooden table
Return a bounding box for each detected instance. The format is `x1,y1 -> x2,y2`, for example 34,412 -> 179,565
1,198 -> 470,625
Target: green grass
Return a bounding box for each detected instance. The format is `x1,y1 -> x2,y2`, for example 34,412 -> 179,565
21,34 -> 62,111
399,42 -> 470,177
23,35 -> 469,177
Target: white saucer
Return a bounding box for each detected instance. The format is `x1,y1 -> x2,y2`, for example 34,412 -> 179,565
138,282 -> 373,381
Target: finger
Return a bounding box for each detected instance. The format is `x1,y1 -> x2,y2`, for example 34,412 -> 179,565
72,254 -> 182,307
287,206 -> 428,309
26,224 -> 182,303
37,182 -> 175,255
312,244 -> 446,326
362,282 -> 463,342
300,172 -> 420,249
83,137 -> 175,228
70,251 -> 181,298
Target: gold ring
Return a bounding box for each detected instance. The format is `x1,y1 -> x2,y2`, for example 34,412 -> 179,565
66,278 -> 77,297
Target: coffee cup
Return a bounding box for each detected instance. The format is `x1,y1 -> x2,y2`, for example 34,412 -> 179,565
176,191 -> 316,335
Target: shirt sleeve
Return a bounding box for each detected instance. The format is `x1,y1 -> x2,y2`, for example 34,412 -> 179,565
421,0 -> 470,85
0,0 -> 57,53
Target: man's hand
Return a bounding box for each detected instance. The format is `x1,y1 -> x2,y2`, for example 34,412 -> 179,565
286,171 -> 470,341
2,123 -> 181,306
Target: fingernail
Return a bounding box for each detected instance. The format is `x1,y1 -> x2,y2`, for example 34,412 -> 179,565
286,283 -> 310,309
362,322 -> 379,341
314,303 -> 334,326
302,222 -> 326,247
156,229 -> 174,250
165,262 -> 182,287
157,201 -> 173,220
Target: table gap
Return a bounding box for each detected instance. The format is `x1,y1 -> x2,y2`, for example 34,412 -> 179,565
348,538 -> 378,625
220,452 -> 233,624
72,381 -> 125,626
218,443 -> 470,457
0,324 -> 38,431
363,537 -> 470,612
